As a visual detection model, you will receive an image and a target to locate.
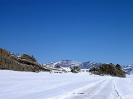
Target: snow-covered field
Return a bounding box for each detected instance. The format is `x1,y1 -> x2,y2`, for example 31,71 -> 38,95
0,70 -> 133,99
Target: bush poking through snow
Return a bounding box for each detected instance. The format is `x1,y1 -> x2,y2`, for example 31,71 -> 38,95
70,66 -> 80,73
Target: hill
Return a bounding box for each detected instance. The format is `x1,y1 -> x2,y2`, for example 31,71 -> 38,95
0,48 -> 50,72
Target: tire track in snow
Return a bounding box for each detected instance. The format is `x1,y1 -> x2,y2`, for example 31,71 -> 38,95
63,79 -> 119,99
113,77 -> 133,99
113,79 -> 122,99
49,79 -> 105,99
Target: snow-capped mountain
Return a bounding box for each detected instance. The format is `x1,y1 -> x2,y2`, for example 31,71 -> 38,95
79,61 -> 102,69
44,60 -> 133,74
44,60 -> 81,67
44,60 -> 102,69
123,65 -> 133,74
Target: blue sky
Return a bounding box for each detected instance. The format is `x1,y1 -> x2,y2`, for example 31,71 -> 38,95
0,0 -> 133,65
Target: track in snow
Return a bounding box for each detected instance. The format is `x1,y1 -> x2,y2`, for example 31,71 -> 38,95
1,71 -> 133,99
55,79 -> 119,99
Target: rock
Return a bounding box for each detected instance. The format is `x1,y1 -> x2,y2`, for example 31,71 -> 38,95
27,66 -> 33,71
10,55 -> 18,61
9,64 -> 13,70
21,54 -> 37,62
23,65 -> 29,71
0,48 -> 51,73
19,65 -> 24,71
0,48 -> 9,57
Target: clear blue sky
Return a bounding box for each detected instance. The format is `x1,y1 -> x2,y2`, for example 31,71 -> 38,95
0,0 -> 133,65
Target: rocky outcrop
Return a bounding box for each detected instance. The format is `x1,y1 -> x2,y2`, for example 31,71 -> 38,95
21,54 -> 37,62
0,48 -> 51,72
0,48 -> 9,57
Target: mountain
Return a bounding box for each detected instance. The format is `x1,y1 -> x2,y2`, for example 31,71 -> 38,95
45,60 -> 133,75
123,65 -> 133,74
44,60 -> 102,69
79,61 -> 102,69
1,48 -> 133,74
44,60 -> 81,67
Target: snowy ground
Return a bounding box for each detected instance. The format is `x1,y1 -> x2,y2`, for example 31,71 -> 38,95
0,70 -> 133,99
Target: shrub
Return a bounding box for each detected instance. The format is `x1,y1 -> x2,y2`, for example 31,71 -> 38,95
89,63 -> 126,77
70,66 -> 80,73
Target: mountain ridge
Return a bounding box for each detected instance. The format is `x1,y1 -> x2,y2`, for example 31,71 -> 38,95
44,60 -> 133,74
44,60 -> 104,69
0,48 -> 133,74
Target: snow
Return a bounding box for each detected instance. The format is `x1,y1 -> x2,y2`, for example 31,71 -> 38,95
0,70 -> 133,99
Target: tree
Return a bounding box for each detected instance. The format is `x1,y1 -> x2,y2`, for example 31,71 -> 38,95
89,63 -> 126,77
116,64 -> 121,70
54,65 -> 60,68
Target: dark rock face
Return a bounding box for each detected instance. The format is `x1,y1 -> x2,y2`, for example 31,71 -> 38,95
0,48 -> 51,72
21,54 -> 37,62
0,48 -> 9,57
